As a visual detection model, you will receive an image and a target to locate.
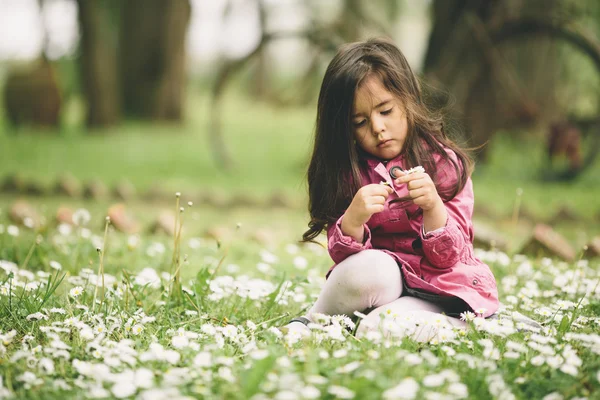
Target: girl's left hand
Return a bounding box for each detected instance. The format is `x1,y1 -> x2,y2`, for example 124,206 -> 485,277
394,171 -> 443,211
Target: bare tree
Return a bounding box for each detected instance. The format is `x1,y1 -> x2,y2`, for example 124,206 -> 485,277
76,0 -> 121,127
119,0 -> 191,120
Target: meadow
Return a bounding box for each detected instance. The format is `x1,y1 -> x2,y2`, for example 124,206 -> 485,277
0,92 -> 599,399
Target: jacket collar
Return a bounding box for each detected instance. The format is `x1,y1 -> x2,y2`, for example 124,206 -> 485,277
358,148 -> 405,170
358,149 -> 406,193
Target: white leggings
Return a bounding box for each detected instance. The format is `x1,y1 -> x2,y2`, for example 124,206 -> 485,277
306,250 -> 465,341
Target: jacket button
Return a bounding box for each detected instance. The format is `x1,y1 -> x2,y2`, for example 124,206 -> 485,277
472,279 -> 479,285
389,166 -> 403,179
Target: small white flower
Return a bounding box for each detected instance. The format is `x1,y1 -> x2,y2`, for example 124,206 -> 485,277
333,349 -> 348,358
7,225 -> 19,237
503,351 -> 521,359
328,385 -> 354,399
58,223 -> 72,236
22,335 -> 35,343
134,368 -> 155,389
69,286 -> 83,298
80,328 -> 94,341
26,312 -> 47,322
367,350 -> 380,359
128,235 -> 140,250
293,256 -> 308,270
93,325 -> 106,335
221,325 -> 238,338
285,243 -> 299,254
404,354 -> 423,366
559,364 -> 578,377
268,327 -> 282,338
475,308 -> 488,316
447,382 -> 468,398
39,358 -> 55,374
405,166 -> 425,174
201,324 -> 216,336
250,349 -> 269,360
259,249 -> 278,264
276,356 -> 291,368
112,381 -> 137,399
256,262 -> 272,274
423,374 -> 445,387
306,375 -> 328,385
53,379 -> 71,391
193,352 -> 212,367
188,238 -> 202,249
460,311 -> 476,321
275,390 -> 298,400
49,261 -> 62,271
218,366 -> 236,383
335,361 -> 361,374
132,324 -> 144,335
300,386 -> 320,399
171,335 -> 189,349
530,355 -> 545,366
73,209 -> 91,226
382,377 -> 419,400
542,392 -> 563,400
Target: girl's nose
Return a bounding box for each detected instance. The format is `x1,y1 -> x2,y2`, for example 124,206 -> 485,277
371,116 -> 385,136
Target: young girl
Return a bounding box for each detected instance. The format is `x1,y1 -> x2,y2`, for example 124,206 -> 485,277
284,37 -> 501,341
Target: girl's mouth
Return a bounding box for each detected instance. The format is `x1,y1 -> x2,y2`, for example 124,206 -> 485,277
377,139 -> 391,147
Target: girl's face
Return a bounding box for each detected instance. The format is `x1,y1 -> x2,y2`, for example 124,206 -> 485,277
352,74 -> 408,161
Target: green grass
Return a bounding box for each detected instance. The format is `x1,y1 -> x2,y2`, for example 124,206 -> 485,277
0,198 -> 599,399
0,94 -> 314,199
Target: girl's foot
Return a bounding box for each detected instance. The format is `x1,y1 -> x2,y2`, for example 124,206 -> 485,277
280,317 -> 311,335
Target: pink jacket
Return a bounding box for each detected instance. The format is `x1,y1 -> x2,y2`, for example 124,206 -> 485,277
326,148 -> 499,318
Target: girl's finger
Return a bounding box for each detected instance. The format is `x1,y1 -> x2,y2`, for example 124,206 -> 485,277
394,174 -> 415,184
368,203 -> 385,213
407,178 -> 427,190
409,188 -> 427,199
373,184 -> 394,196
370,195 -> 387,205
411,194 -> 429,205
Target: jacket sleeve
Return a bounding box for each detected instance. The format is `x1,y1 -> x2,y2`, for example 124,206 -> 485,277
327,214 -> 373,264
420,154 -> 475,269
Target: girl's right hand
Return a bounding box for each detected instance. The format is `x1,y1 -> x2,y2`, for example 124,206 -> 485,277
343,184 -> 394,228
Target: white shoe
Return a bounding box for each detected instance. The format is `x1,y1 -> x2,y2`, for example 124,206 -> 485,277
280,317 -> 311,335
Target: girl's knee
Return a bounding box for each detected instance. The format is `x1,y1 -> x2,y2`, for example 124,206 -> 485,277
333,250 -> 401,295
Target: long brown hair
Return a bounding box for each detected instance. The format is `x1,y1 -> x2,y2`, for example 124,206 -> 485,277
302,37 -> 473,243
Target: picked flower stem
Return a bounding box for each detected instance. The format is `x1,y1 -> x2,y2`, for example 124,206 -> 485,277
511,187 -> 523,229
94,216 -> 110,310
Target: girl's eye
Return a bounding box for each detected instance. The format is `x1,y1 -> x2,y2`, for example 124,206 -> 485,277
381,108 -> 393,115
354,120 -> 366,127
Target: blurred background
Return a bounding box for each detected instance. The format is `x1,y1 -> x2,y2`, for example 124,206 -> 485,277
1,0 -> 600,256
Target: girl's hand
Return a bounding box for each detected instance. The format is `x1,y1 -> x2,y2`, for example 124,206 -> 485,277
343,184 -> 393,229
394,171 -> 442,211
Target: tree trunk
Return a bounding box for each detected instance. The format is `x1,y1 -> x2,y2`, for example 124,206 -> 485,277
423,0 -> 563,160
76,0 -> 121,127
120,0 -> 191,120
